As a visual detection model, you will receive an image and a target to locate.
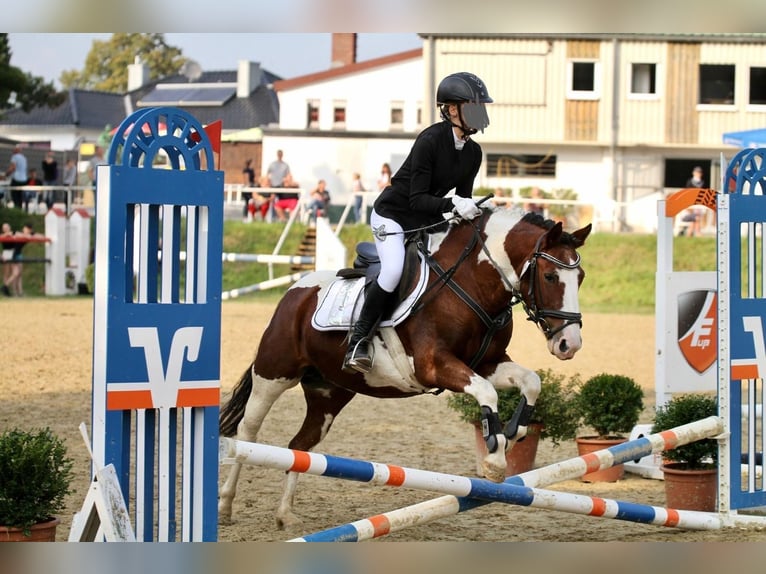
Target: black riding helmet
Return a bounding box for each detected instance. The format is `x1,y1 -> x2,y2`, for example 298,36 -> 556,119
436,72 -> 492,136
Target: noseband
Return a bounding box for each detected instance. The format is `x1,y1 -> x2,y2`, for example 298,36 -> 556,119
517,233 -> 583,339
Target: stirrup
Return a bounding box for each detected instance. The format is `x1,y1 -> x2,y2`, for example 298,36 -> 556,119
342,339 -> 374,374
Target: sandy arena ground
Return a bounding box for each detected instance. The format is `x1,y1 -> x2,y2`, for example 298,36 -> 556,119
1,297 -> 765,542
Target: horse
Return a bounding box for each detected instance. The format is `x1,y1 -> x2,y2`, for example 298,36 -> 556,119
218,206 -> 591,528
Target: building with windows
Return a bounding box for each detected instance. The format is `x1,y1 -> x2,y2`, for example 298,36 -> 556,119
419,33 -> 766,231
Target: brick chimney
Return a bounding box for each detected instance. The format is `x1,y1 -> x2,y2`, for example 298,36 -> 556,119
331,33 -> 357,68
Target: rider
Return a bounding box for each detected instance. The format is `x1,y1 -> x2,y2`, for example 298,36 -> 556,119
342,71 -> 493,374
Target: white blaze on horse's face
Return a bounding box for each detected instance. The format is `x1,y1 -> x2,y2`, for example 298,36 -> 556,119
548,260 -> 583,360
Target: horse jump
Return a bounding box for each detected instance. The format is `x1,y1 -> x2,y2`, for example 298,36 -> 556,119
218,415 -> 762,540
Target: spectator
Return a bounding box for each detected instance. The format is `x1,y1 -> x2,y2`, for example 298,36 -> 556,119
686,166 -> 706,188
679,166 -> 706,236
24,169 -> 42,213
61,158 -> 77,211
308,179 -> 331,221
527,186 -> 545,216
273,190 -> 299,222
352,172 -> 367,222
242,159 -> 257,221
265,149 -> 291,188
5,144 -> 28,211
377,162 -> 392,192
1,222 -> 14,295
3,222 -> 34,296
41,151 -> 58,210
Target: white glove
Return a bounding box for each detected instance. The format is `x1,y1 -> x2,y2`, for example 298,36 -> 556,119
451,196 -> 482,220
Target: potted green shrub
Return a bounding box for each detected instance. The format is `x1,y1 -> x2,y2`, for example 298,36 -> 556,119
651,393 -> 718,511
446,369 -> 581,476
574,373 -> 645,482
0,427 -> 74,541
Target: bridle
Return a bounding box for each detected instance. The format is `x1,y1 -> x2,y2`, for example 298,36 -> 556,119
414,213 -> 583,368
514,232 -> 583,340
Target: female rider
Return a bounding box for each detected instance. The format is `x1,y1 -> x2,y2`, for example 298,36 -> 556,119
343,71 -> 493,373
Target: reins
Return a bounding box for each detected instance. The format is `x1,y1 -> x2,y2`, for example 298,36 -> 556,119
411,211 -> 583,369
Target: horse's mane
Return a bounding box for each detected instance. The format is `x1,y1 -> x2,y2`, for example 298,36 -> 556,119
519,211 -> 581,247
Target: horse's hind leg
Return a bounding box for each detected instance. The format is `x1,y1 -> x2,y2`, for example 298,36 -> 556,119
218,368 -> 299,524
275,371 -> 356,530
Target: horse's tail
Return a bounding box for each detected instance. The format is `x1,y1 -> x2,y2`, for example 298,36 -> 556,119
219,363 -> 254,437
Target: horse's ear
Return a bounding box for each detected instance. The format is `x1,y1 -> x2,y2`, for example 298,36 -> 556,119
542,221 -> 563,248
570,223 -> 592,248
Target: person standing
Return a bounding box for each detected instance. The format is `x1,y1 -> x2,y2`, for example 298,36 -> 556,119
352,172 -> 367,222
1,222 -> 14,295
343,72 -> 492,373
3,222 -> 34,296
41,151 -> 59,210
266,149 -> 291,188
61,158 -> 77,212
5,145 -> 28,211
377,162 -> 392,192
241,159 -> 257,221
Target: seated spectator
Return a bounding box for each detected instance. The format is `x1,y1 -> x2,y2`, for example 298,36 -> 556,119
273,191 -> 299,222
308,179 -> 331,221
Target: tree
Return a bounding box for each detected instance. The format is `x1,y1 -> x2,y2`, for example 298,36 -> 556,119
60,33 -> 187,93
0,34 -> 64,115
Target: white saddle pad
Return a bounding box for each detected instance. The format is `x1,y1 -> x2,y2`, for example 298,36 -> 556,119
311,255 -> 429,332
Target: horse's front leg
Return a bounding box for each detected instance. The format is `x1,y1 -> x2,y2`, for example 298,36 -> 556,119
427,358 -> 508,481
485,360 -> 541,449
459,374 -> 509,482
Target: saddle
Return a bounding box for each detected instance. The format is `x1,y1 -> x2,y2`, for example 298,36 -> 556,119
311,233 -> 429,332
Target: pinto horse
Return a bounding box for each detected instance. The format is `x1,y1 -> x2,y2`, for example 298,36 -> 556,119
218,207 -> 591,528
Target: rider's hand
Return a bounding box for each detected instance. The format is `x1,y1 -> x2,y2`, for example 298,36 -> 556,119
451,196 -> 482,220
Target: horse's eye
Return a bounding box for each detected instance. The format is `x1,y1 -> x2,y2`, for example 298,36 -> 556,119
544,272 -> 557,283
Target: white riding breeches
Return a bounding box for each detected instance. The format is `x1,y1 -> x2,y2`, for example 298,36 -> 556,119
370,209 -> 405,293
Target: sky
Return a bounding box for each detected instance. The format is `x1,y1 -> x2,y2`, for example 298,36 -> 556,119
7,33 -> 423,88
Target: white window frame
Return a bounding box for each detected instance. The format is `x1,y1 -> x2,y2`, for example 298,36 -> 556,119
566,59 -> 601,101
746,65 -> 766,112
696,63 -> 736,111
627,62 -> 661,101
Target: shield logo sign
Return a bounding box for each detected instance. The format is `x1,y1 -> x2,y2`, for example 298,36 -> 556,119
677,290 -> 717,373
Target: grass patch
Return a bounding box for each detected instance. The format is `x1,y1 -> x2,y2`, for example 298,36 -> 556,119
1,204 -> 721,316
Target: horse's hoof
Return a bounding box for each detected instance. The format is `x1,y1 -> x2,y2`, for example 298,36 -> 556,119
218,514 -> 234,526
276,512 -> 303,530
481,461 -> 506,483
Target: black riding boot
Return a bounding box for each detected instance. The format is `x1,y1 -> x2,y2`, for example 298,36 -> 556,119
342,280 -> 395,374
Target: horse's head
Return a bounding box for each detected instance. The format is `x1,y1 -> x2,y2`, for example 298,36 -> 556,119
480,210 -> 591,360
524,218 -> 591,359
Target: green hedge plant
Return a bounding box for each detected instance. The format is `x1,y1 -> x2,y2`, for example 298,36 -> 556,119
575,373 -> 644,439
0,427 -> 74,536
446,369 -> 581,446
652,393 -> 718,469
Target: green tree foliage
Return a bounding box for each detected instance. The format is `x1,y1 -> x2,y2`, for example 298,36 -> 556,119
0,34 -> 64,116
60,33 -> 187,92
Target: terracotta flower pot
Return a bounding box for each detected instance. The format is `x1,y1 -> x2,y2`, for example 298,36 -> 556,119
0,517 -> 60,542
661,463 -> 717,511
473,422 -> 542,477
575,436 -> 628,482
